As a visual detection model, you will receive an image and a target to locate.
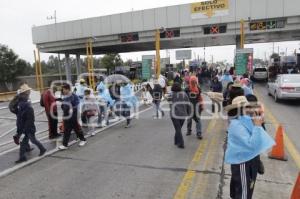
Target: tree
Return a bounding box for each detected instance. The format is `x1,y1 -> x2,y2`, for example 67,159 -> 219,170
270,53 -> 280,59
100,53 -> 123,74
0,44 -> 34,91
124,59 -> 133,66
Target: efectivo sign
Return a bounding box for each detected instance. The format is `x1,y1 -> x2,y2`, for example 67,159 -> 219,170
191,0 -> 229,19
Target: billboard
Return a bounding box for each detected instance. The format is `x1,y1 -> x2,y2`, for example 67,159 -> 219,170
176,50 -> 192,60
235,48 -> 253,75
191,0 -> 229,19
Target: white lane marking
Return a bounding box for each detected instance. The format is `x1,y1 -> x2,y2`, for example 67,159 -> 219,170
0,104 -> 152,178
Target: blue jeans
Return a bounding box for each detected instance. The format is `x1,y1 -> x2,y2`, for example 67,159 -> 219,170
187,109 -> 202,135
98,103 -> 109,126
153,101 -> 164,117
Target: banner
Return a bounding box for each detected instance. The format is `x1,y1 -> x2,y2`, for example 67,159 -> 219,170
191,0 -> 229,19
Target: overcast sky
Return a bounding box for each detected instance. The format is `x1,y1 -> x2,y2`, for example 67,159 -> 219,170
1,0 -> 299,64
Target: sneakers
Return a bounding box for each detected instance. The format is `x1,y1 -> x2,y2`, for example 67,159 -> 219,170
58,145 -> 68,150
90,132 -> 96,136
125,124 -> 131,128
79,141 -> 87,147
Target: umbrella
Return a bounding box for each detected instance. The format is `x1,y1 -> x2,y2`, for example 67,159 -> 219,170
104,74 -> 131,84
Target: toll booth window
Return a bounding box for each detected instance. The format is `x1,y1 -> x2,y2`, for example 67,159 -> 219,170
120,33 -> 139,43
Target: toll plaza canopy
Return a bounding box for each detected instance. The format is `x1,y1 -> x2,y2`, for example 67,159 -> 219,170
32,0 -> 300,55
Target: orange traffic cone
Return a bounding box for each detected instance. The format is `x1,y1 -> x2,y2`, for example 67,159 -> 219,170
268,125 -> 288,161
291,172 -> 300,199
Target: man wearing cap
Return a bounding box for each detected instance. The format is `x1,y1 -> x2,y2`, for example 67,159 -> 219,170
74,79 -> 88,100
15,84 -> 46,163
224,96 -> 275,199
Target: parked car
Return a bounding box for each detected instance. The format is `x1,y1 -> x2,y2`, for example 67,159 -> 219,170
252,67 -> 268,81
267,74 -> 300,102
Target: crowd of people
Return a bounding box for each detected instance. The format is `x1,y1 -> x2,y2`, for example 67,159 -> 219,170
9,77 -> 138,163
164,68 -> 275,199
9,69 -> 275,198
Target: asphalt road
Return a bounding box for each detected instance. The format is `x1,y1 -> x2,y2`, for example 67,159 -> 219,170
0,102 -> 224,199
0,84 -> 299,199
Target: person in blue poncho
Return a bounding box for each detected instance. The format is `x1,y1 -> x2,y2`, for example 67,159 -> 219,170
120,83 -> 138,128
224,96 -> 275,199
220,71 -> 233,91
97,81 -> 114,127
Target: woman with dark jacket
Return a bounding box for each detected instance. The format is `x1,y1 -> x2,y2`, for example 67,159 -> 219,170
222,82 -> 234,108
168,82 -> 190,148
15,84 -> 46,163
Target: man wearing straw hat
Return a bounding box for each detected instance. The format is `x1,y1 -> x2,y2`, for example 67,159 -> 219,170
15,84 -> 46,164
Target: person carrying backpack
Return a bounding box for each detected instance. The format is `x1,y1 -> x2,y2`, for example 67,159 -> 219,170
151,80 -> 165,119
9,86 -> 32,151
185,76 -> 203,139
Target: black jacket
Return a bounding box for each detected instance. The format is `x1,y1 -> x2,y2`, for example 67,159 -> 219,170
211,81 -> 223,93
17,98 -> 36,135
169,91 -> 190,118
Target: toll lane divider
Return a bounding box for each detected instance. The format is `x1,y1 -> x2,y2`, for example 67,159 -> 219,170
190,120 -> 224,199
173,119 -> 217,199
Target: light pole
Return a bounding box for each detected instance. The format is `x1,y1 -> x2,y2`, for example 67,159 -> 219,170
47,10 -> 57,24
155,27 -> 165,79
47,10 -> 62,81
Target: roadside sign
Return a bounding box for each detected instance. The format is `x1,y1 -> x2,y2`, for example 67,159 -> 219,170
235,48 -> 253,75
191,0 -> 229,19
176,50 -> 192,60
142,59 -> 152,80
